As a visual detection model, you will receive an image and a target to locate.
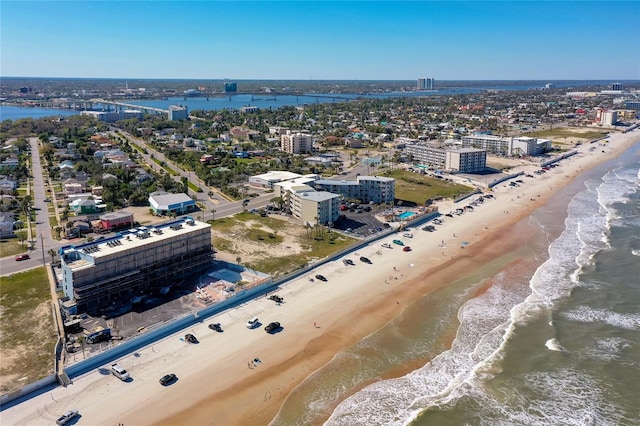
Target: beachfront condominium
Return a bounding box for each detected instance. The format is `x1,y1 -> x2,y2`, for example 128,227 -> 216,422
290,190 -> 341,226
272,179 -> 341,225
58,217 -> 213,314
461,135 -> 551,157
281,131 -> 313,154
311,175 -> 395,204
405,144 -> 487,173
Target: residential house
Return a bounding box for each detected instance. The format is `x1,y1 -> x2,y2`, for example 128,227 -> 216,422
0,213 -> 15,238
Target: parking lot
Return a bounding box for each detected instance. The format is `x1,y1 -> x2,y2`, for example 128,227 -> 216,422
333,203 -> 389,237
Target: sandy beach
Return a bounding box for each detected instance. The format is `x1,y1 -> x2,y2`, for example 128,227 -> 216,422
3,130 -> 638,426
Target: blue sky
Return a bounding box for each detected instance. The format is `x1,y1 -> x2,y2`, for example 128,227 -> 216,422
1,1 -> 639,80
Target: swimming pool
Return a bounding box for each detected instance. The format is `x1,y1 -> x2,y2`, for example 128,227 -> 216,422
398,211 -> 415,219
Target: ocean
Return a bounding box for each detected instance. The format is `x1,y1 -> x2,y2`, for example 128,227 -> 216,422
269,140 -> 640,426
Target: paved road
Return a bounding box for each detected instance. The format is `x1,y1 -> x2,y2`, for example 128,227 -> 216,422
0,137 -> 66,276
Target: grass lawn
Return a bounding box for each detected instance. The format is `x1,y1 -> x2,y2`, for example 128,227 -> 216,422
212,212 -> 289,233
524,128 -> 609,141
151,158 -> 179,176
382,169 -> 474,205
49,215 -> 58,227
247,231 -> 355,275
0,267 -> 57,394
0,238 -> 29,257
211,212 -> 357,276
187,181 -> 202,192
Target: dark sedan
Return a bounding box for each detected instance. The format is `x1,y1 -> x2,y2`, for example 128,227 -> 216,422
159,373 -> 177,386
315,274 -> 328,282
265,322 -> 281,333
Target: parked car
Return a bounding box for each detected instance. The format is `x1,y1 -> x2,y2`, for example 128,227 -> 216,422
315,274 -> 328,282
247,317 -> 260,329
422,225 -> 436,232
43,198 -> 51,202
15,254 -> 30,261
184,334 -> 199,344
403,246 -> 412,252
343,259 -> 355,266
268,295 -> 284,304
208,323 -> 223,332
381,243 -> 392,249
159,373 -> 177,386
56,410 -> 79,425
360,256 -> 372,264
265,322 -> 281,333
392,239 -> 404,246
111,363 -> 130,381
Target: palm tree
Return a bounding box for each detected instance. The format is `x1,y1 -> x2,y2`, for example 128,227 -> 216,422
48,249 -> 57,264
236,256 -> 242,265
210,209 -> 216,221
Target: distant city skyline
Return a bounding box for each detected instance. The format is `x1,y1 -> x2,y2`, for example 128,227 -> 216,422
1,1 -> 639,80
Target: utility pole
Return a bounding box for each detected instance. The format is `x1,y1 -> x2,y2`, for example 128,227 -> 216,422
41,234 -> 46,266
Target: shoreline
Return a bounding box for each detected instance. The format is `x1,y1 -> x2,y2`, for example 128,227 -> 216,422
2,130 -> 638,426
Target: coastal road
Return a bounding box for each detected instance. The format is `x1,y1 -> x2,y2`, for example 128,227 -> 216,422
0,137 -> 65,276
111,129 -> 280,219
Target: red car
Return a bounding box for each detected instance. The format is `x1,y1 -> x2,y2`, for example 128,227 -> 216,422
15,254 -> 30,261
403,246 -> 412,252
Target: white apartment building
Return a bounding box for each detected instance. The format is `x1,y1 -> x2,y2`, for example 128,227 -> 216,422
249,171 -> 308,189
511,136 -> 552,156
281,131 -> 313,154
461,135 -> 550,156
461,135 -> 512,156
406,144 -> 487,172
311,176 -> 395,204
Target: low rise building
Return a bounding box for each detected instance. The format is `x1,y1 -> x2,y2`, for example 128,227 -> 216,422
148,192 -> 196,216
249,171 -> 304,189
59,217 -> 213,313
100,211 -> 134,231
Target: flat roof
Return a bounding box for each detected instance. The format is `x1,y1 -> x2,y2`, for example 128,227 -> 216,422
149,192 -> 193,208
313,179 -> 355,186
252,171 -> 301,181
61,217 -> 210,270
299,191 -> 340,201
100,211 -> 133,220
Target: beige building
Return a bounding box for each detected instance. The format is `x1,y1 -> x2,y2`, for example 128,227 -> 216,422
290,190 -> 341,226
445,148 -> 487,172
281,131 -> 313,154
273,179 -> 341,225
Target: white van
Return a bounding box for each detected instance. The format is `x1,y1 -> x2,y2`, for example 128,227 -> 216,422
111,363 -> 130,381
246,317 -> 259,329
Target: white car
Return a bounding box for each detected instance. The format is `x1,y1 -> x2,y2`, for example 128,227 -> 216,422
56,409 -> 79,425
111,363 -> 130,381
246,317 -> 260,329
